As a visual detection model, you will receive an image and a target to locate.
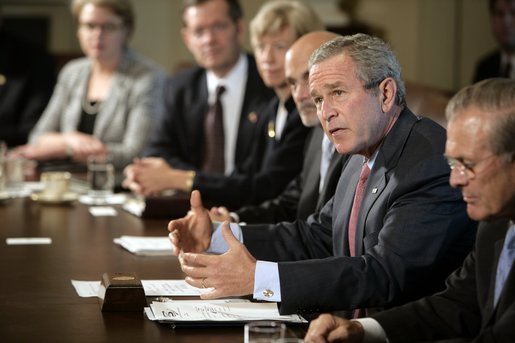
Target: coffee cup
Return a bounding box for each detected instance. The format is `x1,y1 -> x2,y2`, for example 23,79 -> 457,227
40,171 -> 71,200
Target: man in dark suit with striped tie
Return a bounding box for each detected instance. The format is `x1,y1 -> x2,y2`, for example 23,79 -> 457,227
305,78 -> 515,343
169,34 -> 477,317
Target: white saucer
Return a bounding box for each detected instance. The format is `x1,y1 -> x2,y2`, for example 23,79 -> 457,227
31,192 -> 78,205
0,191 -> 12,202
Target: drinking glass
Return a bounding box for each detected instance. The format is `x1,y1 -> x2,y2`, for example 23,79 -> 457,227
244,321 -> 286,343
87,154 -> 114,201
0,141 -> 7,192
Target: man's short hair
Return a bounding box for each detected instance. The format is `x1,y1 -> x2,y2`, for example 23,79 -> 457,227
446,78 -> 515,161
181,0 -> 243,26
309,33 -> 406,108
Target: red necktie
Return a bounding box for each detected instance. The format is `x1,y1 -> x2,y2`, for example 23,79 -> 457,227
202,85 -> 226,174
348,162 -> 371,257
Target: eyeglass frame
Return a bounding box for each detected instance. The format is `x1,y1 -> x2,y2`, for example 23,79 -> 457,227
444,154 -> 497,179
78,21 -> 125,34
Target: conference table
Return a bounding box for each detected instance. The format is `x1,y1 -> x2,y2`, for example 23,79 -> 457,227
0,189 -> 307,342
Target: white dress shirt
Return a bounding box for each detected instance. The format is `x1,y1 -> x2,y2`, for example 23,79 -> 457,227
205,54 -> 248,175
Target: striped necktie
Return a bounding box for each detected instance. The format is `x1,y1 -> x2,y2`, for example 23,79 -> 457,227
202,85 -> 226,174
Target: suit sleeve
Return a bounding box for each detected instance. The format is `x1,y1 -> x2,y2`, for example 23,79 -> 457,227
143,75 -> 202,170
194,109 -> 309,210
236,174 -> 302,223
374,223 -> 515,343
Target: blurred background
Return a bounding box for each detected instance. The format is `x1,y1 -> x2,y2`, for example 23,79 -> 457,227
1,0 -> 494,92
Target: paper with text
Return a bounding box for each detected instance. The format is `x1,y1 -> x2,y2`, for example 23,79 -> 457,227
149,300 -> 306,323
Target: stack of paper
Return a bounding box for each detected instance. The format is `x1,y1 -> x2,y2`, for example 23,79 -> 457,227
114,235 -> 173,256
145,299 -> 306,324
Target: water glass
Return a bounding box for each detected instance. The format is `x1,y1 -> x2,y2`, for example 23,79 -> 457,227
244,321 -> 286,343
0,141 -> 6,191
5,156 -> 26,193
87,155 -> 115,199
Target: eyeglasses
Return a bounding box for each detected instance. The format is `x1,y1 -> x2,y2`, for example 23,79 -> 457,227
445,154 -> 497,179
79,22 -> 124,34
188,22 -> 231,39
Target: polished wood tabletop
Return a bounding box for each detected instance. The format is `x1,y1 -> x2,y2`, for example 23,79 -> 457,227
0,195 -> 305,342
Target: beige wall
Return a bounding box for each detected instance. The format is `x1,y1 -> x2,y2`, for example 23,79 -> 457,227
3,0 -> 496,91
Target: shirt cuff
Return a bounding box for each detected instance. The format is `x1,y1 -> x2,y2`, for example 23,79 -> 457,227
353,318 -> 389,343
206,222 -> 243,254
253,260 -> 282,302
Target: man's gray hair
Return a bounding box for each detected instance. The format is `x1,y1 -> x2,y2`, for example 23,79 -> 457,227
308,33 -> 406,107
446,78 -> 515,161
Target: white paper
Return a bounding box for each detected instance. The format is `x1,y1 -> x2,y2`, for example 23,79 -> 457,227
114,235 -> 173,256
6,237 -> 52,245
89,206 -> 117,216
149,300 -> 306,322
142,280 -> 209,296
71,279 -> 205,297
79,193 -> 126,205
71,280 -> 101,297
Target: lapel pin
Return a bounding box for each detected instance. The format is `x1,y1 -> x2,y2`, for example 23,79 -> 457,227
268,120 -> 276,138
372,188 -> 378,194
247,112 -> 258,123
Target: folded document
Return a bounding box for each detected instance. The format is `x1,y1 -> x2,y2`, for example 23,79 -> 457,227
114,236 -> 173,256
145,299 -> 306,324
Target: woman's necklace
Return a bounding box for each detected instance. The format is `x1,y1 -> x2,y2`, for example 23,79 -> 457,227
82,95 -> 101,115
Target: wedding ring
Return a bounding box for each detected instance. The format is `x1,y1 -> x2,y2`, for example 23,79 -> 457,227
201,278 -> 206,289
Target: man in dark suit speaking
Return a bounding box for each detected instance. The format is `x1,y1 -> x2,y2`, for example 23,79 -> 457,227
305,78 -> 515,343
168,34 -> 477,316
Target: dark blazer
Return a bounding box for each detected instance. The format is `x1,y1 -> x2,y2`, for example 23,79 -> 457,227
473,50 -> 503,83
374,219 -> 515,343
194,96 -> 309,209
242,109 -> 477,315
236,125 -> 348,223
144,54 -> 273,171
0,29 -> 56,147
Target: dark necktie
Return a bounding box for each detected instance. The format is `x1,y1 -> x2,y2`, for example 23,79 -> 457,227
202,85 -> 226,174
348,161 -> 371,257
494,225 -> 515,306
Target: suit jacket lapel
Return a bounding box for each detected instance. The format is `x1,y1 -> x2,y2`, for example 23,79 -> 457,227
333,155 -> 361,256
93,51 -> 131,138
354,109 -> 419,256
302,126 -> 323,211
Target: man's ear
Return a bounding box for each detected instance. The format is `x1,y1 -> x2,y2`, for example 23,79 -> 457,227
379,77 -> 397,112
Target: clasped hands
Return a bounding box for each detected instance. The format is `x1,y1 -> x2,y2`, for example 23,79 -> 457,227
122,157 -> 194,196
168,190 -> 256,299
14,132 -> 106,163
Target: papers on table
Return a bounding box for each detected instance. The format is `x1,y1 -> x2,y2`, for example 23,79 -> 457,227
114,235 -> 173,256
71,280 -> 102,297
6,237 -> 52,245
71,279 -> 207,298
89,206 -> 117,216
141,279 -> 211,296
145,299 -> 307,324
